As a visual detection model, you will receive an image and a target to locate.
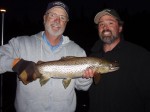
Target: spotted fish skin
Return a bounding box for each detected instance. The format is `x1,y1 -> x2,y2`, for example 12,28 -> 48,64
36,56 -> 119,88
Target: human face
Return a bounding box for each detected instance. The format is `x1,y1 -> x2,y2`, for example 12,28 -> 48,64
98,15 -> 122,44
44,7 -> 69,37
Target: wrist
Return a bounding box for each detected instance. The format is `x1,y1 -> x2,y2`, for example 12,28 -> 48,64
12,58 -> 21,67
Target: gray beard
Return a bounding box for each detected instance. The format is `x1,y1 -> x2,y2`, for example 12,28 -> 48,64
44,23 -> 65,37
99,29 -> 120,44
100,36 -> 118,44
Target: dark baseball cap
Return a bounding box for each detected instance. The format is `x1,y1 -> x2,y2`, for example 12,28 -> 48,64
94,9 -> 123,25
46,1 -> 69,16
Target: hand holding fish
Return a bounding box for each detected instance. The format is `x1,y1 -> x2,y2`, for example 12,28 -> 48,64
12,59 -> 41,85
83,68 -> 95,79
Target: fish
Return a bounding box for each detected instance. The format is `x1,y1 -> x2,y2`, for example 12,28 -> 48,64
36,56 -> 119,89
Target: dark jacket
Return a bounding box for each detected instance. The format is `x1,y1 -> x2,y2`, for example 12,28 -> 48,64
88,38 -> 150,112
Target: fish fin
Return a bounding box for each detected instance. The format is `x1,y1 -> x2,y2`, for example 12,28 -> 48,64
93,73 -> 101,85
62,78 -> 72,89
39,75 -> 51,86
60,56 -> 76,61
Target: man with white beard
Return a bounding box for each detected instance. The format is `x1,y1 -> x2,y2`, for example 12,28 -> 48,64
0,1 -> 94,112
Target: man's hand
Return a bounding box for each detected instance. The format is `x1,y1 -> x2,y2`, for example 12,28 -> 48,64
12,59 -> 41,85
83,68 -> 95,79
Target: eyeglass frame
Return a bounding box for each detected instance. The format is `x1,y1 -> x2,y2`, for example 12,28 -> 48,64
45,12 -> 69,22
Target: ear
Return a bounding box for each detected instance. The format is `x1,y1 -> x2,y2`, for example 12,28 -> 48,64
119,26 -> 123,33
43,15 -> 46,23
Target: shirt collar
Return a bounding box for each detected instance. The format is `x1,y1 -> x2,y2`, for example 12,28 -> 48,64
42,33 -> 63,51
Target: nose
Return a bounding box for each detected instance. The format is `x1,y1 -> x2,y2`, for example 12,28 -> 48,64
103,24 -> 109,30
54,16 -> 61,23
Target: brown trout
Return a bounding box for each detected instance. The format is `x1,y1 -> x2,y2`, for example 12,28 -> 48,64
36,56 -> 119,88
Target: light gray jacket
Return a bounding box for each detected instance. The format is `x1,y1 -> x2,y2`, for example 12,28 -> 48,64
0,31 -> 92,112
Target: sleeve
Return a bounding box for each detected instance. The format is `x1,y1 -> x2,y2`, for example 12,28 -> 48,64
74,47 -> 93,91
67,40 -> 93,90
0,37 -> 21,73
75,78 -> 93,91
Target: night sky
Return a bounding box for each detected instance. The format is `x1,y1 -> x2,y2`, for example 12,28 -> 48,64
1,0 -> 150,112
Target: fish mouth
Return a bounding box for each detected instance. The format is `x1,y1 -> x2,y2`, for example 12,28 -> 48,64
110,66 -> 119,72
110,61 -> 119,71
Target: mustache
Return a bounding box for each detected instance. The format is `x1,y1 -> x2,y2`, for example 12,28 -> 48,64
51,22 -> 61,27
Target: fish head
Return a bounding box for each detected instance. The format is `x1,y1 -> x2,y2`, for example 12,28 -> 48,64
96,60 -> 119,74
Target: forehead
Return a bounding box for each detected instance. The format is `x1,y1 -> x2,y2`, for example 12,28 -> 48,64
47,7 -> 67,15
99,15 -> 117,22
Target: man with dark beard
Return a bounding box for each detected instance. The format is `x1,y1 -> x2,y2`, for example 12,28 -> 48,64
0,1 -> 94,112
88,9 -> 150,112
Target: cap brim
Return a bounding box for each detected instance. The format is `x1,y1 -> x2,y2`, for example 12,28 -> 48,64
94,12 -> 114,24
47,6 -> 69,18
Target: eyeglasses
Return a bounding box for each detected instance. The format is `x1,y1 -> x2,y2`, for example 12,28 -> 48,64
45,12 -> 69,22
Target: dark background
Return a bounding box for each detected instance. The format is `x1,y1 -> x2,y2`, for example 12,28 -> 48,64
0,0 -> 150,112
